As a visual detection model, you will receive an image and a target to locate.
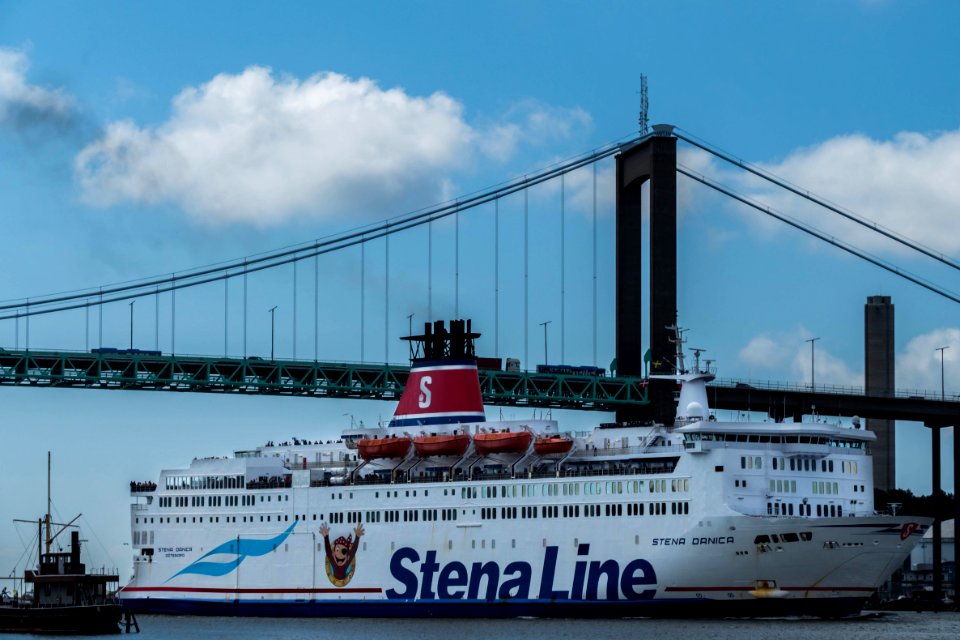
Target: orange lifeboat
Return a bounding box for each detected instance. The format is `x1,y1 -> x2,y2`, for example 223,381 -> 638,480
357,436 -> 412,461
413,433 -> 471,457
534,436 -> 574,455
473,430 -> 533,455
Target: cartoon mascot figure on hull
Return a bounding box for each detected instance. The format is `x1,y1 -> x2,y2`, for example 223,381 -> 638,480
320,522 -> 364,587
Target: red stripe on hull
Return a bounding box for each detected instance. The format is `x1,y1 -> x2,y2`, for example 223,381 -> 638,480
121,586 -> 383,594
664,586 -> 874,592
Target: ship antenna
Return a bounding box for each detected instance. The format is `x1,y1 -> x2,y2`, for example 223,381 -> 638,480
667,324 -> 687,374
690,348 -> 706,374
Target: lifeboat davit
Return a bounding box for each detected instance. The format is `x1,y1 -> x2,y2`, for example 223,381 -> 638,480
357,436 -> 411,461
534,436 -> 574,455
413,433 -> 471,457
473,430 -> 533,455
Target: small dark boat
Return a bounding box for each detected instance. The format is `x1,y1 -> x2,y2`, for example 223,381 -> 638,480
357,435 -> 412,460
534,436 -> 574,455
473,430 -> 533,454
0,454 -> 122,635
413,433 -> 471,457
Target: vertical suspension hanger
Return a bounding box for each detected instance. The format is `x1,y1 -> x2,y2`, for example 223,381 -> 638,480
292,256 -> 298,360
494,198 -> 499,358
385,227 -> 390,363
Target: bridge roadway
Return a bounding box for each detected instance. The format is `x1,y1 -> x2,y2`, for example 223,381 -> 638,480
3,348 -> 960,424
0,349 -> 648,412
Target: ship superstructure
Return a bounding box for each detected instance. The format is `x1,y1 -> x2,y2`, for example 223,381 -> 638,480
120,320 -> 928,618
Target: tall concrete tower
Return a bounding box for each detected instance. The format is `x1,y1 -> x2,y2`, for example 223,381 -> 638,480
865,295 -> 895,492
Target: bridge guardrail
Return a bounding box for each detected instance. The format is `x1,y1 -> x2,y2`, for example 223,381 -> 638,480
710,377 -> 960,402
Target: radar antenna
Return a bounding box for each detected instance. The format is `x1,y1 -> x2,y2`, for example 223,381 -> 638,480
690,348 -> 707,374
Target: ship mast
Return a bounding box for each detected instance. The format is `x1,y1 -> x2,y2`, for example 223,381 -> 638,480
46,451 -> 51,555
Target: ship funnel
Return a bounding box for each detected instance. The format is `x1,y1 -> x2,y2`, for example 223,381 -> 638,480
389,320 -> 485,428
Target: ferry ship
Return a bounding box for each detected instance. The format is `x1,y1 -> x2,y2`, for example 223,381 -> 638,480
120,320 -> 929,618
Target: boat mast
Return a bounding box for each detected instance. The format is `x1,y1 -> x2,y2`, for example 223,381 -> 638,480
45,451 -> 51,555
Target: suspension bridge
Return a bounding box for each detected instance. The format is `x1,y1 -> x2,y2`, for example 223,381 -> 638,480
2,125 -> 959,417
3,124 -> 960,417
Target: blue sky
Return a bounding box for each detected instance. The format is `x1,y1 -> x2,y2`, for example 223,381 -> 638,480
1,1 -> 959,575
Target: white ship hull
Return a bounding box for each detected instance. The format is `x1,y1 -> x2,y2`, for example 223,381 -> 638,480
121,472 -> 925,618
121,327 -> 930,617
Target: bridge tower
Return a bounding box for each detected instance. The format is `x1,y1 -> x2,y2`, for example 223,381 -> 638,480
615,125 -> 677,423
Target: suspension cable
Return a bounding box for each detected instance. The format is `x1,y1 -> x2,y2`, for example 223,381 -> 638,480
674,127 -> 960,273
1,133 -> 644,317
677,163 -> 960,305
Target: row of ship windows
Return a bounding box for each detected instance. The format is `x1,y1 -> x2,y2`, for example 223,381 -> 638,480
328,509 -> 459,524
153,478 -> 695,510
768,479 -> 798,493
743,456 -> 860,475
462,478 -> 690,499
767,502 -> 844,517
158,494 -> 282,508
136,515 -> 268,525
333,480 -> 692,501
135,499 -> 694,528
330,481 -> 693,501
753,531 -> 813,544
690,433 -> 864,448
765,480 -> 866,495
164,475 -> 245,491
480,502 -> 689,520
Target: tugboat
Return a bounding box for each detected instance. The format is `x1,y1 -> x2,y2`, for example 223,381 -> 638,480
0,453 -> 122,634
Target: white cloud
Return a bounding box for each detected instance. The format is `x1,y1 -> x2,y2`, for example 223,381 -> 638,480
711,129 -> 960,255
75,67 -> 591,226
0,47 -> 75,129
478,101 -> 591,161
738,327 -> 862,388
896,327 -> 960,395
738,325 -> 960,395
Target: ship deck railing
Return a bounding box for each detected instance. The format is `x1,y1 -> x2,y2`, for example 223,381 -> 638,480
308,462 -> 681,488
712,376 -> 960,401
573,444 -> 685,457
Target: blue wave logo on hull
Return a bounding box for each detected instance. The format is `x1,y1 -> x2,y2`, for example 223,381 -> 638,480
166,521 -> 298,582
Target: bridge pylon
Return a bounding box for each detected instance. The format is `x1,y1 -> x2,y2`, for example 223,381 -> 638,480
615,125 -> 677,424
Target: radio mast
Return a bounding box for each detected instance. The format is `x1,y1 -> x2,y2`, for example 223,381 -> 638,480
638,74 -> 649,135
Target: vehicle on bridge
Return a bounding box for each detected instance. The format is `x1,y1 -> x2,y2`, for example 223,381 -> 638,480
536,363 -> 606,376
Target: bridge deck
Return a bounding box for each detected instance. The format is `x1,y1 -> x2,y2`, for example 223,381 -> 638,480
3,349 -> 959,424
0,349 -> 648,412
